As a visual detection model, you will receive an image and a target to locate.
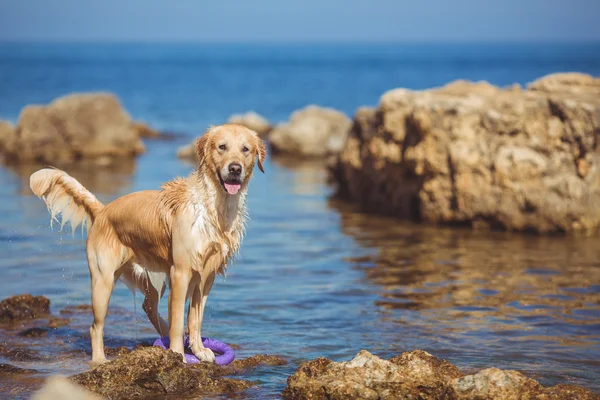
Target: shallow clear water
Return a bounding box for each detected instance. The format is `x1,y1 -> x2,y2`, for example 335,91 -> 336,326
0,43 -> 599,398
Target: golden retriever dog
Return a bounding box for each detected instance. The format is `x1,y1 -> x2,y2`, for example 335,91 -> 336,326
29,124 -> 266,363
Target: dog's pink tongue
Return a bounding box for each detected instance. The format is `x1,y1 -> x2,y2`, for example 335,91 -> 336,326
224,183 -> 241,195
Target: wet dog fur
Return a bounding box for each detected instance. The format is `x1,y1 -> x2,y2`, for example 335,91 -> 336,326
29,124 -> 266,363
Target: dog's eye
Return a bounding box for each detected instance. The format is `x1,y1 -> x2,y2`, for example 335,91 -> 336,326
218,144 -> 227,151
242,146 -> 249,153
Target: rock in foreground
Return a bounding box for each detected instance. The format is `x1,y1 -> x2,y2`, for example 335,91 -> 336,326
1,93 -> 147,165
270,105 -> 351,157
0,294 -> 50,323
330,73 -> 600,235
71,347 -> 253,399
282,350 -> 599,400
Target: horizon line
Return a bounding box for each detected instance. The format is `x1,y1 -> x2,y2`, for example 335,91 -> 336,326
1,39 -> 600,46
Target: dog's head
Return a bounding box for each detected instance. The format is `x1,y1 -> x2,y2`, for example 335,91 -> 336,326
196,124 -> 266,195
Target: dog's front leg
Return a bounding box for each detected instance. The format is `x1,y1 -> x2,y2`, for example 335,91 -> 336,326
188,272 -> 216,362
168,266 -> 191,362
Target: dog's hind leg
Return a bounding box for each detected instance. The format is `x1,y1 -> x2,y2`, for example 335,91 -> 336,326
143,281 -> 168,337
87,239 -> 128,363
120,264 -> 168,336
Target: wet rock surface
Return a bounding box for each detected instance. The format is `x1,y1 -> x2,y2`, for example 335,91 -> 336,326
0,93 -> 154,165
330,73 -> 600,234
282,350 -> 600,400
71,347 -> 254,399
0,294 -> 50,323
270,105 -> 351,157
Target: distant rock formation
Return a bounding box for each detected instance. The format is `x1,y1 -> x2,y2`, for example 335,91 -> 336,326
227,111 -> 272,137
269,105 -> 351,157
329,73 -> 600,235
283,350 -> 598,399
0,93 -> 160,165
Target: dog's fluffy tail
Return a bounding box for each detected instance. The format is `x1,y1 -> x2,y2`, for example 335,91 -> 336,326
30,168 -> 104,232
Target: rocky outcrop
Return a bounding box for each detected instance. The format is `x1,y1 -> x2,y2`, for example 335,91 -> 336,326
330,73 -> 600,235
0,93 -> 149,165
0,294 -> 50,323
270,105 -> 351,157
282,350 -> 599,399
72,347 -> 280,399
227,111 -> 272,137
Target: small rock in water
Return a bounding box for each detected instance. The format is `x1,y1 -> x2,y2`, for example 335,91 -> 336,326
46,317 -> 71,329
18,327 -> 49,338
0,344 -> 44,362
0,294 -> 50,323
282,349 -> 600,400
0,363 -> 37,376
59,304 -> 92,315
192,354 -> 287,377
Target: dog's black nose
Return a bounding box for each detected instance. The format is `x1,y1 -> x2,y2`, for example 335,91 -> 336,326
228,163 -> 242,175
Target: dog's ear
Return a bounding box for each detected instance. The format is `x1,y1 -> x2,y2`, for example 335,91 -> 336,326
196,133 -> 210,168
256,137 -> 267,173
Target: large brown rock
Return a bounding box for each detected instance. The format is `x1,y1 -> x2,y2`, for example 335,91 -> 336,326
1,93 -> 146,164
71,347 -> 253,399
270,105 -> 351,157
282,350 -> 599,399
330,73 -> 600,235
0,294 -> 50,323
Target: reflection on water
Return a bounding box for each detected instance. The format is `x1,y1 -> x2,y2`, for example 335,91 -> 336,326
331,199 -> 600,388
3,159 -> 136,198
271,156 -> 328,196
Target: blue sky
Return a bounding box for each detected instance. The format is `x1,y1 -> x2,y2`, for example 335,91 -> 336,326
0,0 -> 599,42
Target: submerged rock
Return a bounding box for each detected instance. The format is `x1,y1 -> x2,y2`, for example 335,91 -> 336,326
227,111 -> 272,137
18,327 -> 49,338
0,364 -> 36,376
0,294 -> 50,323
330,72 -> 600,235
282,350 -> 599,400
270,105 -> 351,157
58,304 -> 93,315
0,93 -> 149,165
72,347 -> 253,399
192,354 -> 288,377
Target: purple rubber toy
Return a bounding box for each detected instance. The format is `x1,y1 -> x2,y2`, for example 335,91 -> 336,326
153,336 -> 235,365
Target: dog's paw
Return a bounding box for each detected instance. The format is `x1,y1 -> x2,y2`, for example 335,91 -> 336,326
193,347 -> 216,363
89,357 -> 109,366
